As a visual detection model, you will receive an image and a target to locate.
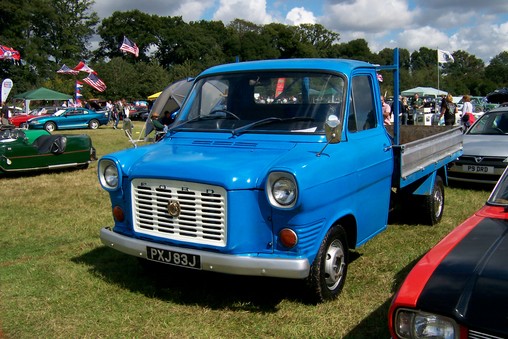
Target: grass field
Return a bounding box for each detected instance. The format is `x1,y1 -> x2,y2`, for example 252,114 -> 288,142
0,123 -> 491,338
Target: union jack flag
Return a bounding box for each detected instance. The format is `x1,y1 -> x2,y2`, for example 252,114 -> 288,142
120,36 -> 139,57
57,64 -> 79,75
0,44 -> 21,61
83,73 -> 106,92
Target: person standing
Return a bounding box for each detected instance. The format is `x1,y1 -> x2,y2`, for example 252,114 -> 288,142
439,93 -> 457,126
114,99 -> 123,129
411,93 -> 423,123
381,95 -> 392,126
460,95 -> 475,129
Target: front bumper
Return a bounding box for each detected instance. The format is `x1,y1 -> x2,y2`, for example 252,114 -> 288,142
100,227 -> 310,279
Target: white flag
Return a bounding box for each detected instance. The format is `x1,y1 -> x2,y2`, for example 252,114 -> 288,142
438,49 -> 454,63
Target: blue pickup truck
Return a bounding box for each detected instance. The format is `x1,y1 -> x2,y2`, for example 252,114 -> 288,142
98,50 -> 463,302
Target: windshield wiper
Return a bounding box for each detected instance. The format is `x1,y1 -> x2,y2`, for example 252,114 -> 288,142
168,111 -> 239,134
232,116 -> 314,136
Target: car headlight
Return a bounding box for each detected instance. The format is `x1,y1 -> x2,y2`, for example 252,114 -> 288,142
266,172 -> 298,208
98,159 -> 120,190
395,309 -> 458,339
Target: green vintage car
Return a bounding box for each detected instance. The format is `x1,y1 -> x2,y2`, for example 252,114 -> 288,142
0,127 -> 96,174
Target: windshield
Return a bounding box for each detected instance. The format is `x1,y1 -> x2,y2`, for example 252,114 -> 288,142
173,71 -> 345,134
488,167 -> 508,206
53,109 -> 67,116
468,110 -> 508,135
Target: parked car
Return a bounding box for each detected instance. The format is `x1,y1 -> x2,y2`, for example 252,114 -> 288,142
27,107 -> 109,132
388,166 -> 508,339
0,127 -> 96,174
9,106 -> 65,128
448,107 -> 508,184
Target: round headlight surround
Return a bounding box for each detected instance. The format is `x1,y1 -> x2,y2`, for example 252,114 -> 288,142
99,159 -> 120,190
266,171 -> 298,209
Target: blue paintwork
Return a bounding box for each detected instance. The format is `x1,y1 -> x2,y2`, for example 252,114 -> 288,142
27,107 -> 108,130
99,51 -> 448,279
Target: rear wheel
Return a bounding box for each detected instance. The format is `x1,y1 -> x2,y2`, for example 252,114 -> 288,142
420,175 -> 444,225
306,225 -> 349,303
44,121 -> 56,132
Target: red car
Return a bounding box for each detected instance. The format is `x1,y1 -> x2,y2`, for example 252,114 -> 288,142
9,107 -> 65,127
388,168 -> 508,338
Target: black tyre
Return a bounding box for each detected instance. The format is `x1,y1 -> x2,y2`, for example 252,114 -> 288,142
44,121 -> 56,132
88,119 -> 99,129
306,225 -> 349,303
420,175 -> 445,225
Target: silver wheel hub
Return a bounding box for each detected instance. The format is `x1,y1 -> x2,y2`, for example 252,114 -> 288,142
324,239 -> 345,290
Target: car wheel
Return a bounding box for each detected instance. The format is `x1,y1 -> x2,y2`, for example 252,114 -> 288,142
88,119 -> 99,129
420,175 -> 444,226
306,225 -> 349,303
44,122 -> 56,132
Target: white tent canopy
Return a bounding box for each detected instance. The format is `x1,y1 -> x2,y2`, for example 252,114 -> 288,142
401,87 -> 447,98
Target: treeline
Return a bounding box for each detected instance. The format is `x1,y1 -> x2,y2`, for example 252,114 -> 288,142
1,0 -> 507,101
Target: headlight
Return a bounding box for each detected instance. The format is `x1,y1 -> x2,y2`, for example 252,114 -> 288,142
98,159 -> 120,190
266,172 -> 298,208
395,309 -> 458,339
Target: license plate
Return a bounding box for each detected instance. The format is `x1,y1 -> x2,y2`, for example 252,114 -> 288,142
463,165 -> 494,174
146,246 -> 201,269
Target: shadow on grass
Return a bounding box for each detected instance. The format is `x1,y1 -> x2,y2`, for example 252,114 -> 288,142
72,246 -> 362,312
344,254 -> 423,338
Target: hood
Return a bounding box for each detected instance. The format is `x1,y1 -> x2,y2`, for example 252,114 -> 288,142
463,134 -> 508,157
417,216 -> 508,336
122,136 -> 301,190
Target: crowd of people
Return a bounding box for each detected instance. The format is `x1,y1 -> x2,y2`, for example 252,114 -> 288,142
385,92 -> 476,129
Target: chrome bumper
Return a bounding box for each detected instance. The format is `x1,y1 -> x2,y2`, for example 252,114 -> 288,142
100,227 -> 310,279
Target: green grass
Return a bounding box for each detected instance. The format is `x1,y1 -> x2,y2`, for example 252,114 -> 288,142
0,123 -> 491,338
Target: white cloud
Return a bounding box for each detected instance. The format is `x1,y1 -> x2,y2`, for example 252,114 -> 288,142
320,0 -> 413,33
285,7 -> 316,25
213,0 -> 274,24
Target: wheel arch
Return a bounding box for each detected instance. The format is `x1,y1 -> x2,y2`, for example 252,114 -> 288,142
329,214 -> 357,250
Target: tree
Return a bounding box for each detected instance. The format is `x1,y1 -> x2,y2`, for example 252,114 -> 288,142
485,51 -> 508,86
96,10 -> 158,62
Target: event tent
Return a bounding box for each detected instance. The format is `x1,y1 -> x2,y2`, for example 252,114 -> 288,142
147,91 -> 162,100
14,87 -> 72,100
401,87 -> 447,98
13,87 -> 72,113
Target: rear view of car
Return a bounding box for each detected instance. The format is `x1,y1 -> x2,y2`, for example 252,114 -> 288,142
448,107 -> 508,184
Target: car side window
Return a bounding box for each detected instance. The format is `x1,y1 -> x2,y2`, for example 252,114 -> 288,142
348,75 -> 377,132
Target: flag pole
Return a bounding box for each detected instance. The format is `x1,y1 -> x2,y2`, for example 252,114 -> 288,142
437,47 -> 440,93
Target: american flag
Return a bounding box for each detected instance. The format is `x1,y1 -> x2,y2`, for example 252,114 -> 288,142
120,36 -> 139,57
57,64 -> 79,75
73,61 -> 97,74
83,73 -> 107,92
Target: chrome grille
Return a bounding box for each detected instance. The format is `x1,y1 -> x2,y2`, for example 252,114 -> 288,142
131,178 -> 227,247
469,329 -> 504,339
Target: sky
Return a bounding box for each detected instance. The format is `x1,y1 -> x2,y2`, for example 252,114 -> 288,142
91,0 -> 508,64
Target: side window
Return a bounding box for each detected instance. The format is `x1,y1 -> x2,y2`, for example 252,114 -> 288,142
348,75 -> 377,132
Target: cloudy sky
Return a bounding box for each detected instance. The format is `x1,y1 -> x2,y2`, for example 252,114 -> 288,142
91,0 -> 508,63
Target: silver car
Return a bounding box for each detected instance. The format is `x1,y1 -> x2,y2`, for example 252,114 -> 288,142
448,107 -> 508,184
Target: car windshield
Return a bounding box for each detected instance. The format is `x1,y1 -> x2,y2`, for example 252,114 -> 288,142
488,167 -> 508,206
172,71 -> 345,135
467,110 -> 508,135
53,109 -> 67,116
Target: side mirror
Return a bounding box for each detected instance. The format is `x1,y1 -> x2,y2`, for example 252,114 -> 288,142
317,115 -> 342,157
324,114 -> 341,144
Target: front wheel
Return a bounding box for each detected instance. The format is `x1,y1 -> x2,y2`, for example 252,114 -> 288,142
44,121 -> 56,132
420,175 -> 445,225
88,119 -> 99,129
306,225 -> 349,303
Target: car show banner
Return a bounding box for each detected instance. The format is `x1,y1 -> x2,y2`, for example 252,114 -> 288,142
1,78 -> 13,103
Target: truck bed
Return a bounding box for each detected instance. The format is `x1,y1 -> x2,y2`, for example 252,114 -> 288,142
385,125 -> 463,188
